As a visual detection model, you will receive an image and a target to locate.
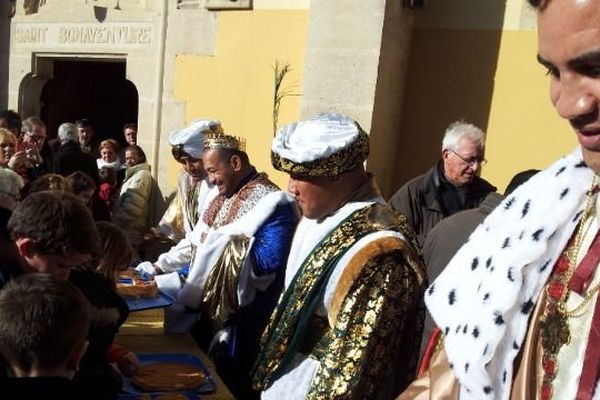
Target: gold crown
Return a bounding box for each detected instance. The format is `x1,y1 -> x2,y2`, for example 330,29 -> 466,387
204,132 -> 246,152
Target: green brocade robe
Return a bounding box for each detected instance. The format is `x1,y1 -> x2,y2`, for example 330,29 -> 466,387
253,179 -> 427,399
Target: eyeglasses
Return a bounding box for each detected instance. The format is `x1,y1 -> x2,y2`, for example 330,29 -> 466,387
449,149 -> 487,166
25,132 -> 46,142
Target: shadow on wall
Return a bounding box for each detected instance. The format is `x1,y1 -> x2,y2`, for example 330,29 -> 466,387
379,0 -> 506,198
0,1 -> 13,110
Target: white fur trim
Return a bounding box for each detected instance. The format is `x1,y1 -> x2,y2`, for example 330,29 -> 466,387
426,147 -> 593,400
177,191 -> 294,308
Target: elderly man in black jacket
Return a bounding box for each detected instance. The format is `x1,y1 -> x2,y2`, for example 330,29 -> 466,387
52,122 -> 99,185
389,121 -> 496,246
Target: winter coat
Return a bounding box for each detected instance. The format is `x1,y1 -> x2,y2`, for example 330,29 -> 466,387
112,162 -> 152,247
52,141 -> 100,185
389,162 -> 496,246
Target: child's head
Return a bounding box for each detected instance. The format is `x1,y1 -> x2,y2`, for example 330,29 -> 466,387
95,221 -> 134,286
66,171 -> 96,205
0,273 -> 90,378
8,191 -> 99,278
99,166 -> 117,187
29,173 -> 71,194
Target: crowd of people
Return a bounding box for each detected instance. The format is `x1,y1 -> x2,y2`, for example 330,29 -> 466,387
1,0 -> 600,399
0,115 -> 164,258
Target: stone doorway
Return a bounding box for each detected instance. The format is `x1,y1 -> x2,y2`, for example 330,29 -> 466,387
31,58 -> 138,147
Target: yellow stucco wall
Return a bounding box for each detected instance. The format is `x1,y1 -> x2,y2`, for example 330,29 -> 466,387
172,8 -> 308,190
396,0 -> 577,194
484,30 -> 576,190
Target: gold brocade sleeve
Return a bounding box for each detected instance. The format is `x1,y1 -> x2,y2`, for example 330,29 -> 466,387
200,235 -> 250,330
158,189 -> 185,241
307,251 -> 424,400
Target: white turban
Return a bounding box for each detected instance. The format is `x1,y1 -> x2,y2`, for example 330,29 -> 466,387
271,113 -> 369,177
169,119 -> 221,159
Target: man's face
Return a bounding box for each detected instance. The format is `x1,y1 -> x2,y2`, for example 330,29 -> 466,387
22,124 -> 47,149
288,174 -> 338,220
178,154 -> 206,183
100,147 -> 116,163
125,150 -> 140,167
25,250 -> 90,280
442,138 -> 484,186
537,0 -> 600,163
203,149 -> 239,196
124,128 -> 137,145
78,126 -> 93,145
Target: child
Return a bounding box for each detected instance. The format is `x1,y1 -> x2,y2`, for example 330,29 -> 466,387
26,173 -> 71,196
67,171 -> 97,207
0,273 -> 91,399
96,166 -> 118,221
69,221 -> 139,399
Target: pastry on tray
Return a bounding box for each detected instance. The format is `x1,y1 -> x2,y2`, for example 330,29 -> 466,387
132,362 -> 207,392
116,280 -> 159,299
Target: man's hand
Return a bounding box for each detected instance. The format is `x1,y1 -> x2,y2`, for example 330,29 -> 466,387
24,143 -> 43,165
135,261 -> 163,278
8,151 -> 32,171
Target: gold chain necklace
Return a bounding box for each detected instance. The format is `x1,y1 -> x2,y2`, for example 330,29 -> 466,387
563,194 -> 600,318
539,176 -> 598,400
565,281 -> 600,317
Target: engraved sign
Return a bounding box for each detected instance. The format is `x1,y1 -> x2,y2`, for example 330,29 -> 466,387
14,26 -> 48,44
13,22 -> 153,49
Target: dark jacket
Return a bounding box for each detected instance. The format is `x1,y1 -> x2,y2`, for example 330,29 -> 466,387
0,241 -> 24,289
52,141 -> 100,185
418,192 -> 502,358
0,377 -> 76,400
389,162 -> 496,246
69,266 -> 128,400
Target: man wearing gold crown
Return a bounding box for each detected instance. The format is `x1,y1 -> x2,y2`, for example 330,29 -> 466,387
156,131 -> 298,399
398,0 -> 600,399
252,113 -> 426,399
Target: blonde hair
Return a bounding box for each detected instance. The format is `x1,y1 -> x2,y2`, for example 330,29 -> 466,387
29,174 -> 72,194
100,139 -> 120,153
95,221 -> 134,287
0,128 -> 17,145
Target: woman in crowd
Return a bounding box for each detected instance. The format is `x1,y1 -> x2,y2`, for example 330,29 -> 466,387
97,139 -> 125,186
96,139 -> 122,170
112,145 -> 152,252
0,128 -> 16,168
